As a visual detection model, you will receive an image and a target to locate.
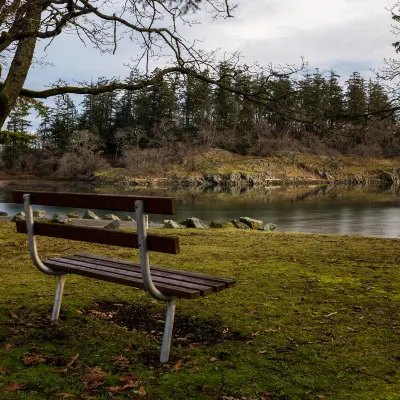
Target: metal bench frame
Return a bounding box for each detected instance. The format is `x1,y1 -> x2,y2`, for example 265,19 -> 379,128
23,194 -> 176,362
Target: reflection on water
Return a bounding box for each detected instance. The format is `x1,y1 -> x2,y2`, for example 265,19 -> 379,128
0,180 -> 399,238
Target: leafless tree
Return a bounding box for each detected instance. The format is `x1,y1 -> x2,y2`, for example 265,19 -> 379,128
0,0 -> 309,130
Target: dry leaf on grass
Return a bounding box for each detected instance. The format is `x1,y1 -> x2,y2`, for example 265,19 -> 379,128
120,374 -> 139,388
8,311 -> 18,319
5,343 -> 14,351
23,354 -> 46,365
4,382 -> 25,392
112,355 -> 130,368
138,386 -> 146,397
173,360 -> 183,371
84,366 -> 108,389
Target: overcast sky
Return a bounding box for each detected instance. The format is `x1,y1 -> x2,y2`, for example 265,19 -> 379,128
24,0 -> 397,123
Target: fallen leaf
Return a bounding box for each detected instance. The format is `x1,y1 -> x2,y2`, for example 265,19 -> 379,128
264,329 -> 279,333
4,382 -> 25,392
202,384 -> 210,392
5,343 -> 14,351
58,393 -> 73,399
105,386 -> 123,392
173,359 -> 183,371
112,355 -> 130,368
138,386 -> 146,396
23,354 -> 46,365
8,311 -> 18,319
251,331 -> 260,337
120,374 -> 139,388
67,354 -> 79,367
258,350 -> 267,354
53,368 -> 68,376
317,395 -> 325,399
84,366 -> 107,389
209,357 -> 218,362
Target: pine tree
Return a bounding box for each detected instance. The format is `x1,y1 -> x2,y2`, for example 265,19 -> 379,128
6,100 -> 31,133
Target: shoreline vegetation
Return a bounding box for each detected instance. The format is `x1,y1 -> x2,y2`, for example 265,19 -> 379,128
2,150 -> 400,188
0,223 -> 399,399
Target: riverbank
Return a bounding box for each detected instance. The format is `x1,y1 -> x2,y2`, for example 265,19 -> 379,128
93,150 -> 400,188
0,222 -> 399,399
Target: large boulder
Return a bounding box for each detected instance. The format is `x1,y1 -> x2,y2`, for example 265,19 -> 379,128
103,214 -> 120,221
104,220 -> 121,230
33,210 -> 47,218
185,217 -> 208,229
239,217 -> 263,230
231,220 -> 251,229
258,223 -> 277,232
164,220 -> 183,229
209,221 -> 234,229
0,211 -> 8,216
123,215 -> 135,222
67,211 -> 80,219
51,213 -> 71,224
11,212 -> 25,222
83,210 -> 100,220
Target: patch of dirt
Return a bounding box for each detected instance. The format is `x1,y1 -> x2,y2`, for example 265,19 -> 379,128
88,301 -> 245,347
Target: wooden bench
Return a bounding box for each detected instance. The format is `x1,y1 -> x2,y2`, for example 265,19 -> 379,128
12,191 -> 235,362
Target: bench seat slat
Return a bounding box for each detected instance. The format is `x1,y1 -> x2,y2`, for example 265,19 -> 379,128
44,260 -> 201,299
69,255 -> 226,292
79,253 -> 236,287
48,257 -> 214,296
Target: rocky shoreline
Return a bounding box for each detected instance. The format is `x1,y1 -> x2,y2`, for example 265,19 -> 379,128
1,212 -> 276,232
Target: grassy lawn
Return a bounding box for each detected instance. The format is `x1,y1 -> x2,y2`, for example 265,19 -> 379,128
0,222 -> 399,399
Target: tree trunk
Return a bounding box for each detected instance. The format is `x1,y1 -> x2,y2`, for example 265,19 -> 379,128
0,2 -> 42,128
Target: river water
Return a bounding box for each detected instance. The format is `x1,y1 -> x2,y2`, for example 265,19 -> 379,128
1,180 -> 400,238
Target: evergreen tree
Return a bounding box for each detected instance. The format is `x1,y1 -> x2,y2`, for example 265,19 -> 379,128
345,72 -> 368,125
6,100 -> 31,133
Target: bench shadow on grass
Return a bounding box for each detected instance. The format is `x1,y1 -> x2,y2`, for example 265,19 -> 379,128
85,300 -> 247,365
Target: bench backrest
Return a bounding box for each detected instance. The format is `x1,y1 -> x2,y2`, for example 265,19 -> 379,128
12,191 -> 180,254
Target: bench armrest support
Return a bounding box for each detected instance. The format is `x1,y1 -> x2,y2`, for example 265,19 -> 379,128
23,194 -> 63,276
135,200 -> 173,302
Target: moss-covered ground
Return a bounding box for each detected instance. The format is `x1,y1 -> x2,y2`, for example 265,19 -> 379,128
0,222 -> 399,399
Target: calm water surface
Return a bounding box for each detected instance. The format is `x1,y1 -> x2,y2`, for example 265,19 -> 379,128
1,180 -> 399,238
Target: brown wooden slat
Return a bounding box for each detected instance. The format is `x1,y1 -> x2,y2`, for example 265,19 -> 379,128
16,221 -> 180,254
80,253 -> 236,287
44,260 -> 199,299
49,257 -> 213,296
67,255 -> 225,292
12,191 -> 176,215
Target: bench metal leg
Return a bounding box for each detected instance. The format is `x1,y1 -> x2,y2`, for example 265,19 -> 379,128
160,299 -> 177,363
51,275 -> 66,322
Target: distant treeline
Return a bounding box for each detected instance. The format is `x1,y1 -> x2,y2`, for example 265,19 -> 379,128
1,65 -> 399,176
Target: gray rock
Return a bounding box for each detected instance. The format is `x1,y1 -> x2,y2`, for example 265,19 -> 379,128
163,220 -> 182,229
185,217 -> 208,229
33,210 -> 46,218
239,217 -> 263,230
51,213 -> 71,224
83,210 -> 100,220
104,220 -> 121,230
231,220 -> 251,229
209,221 -> 234,229
123,215 -> 135,222
0,211 -> 8,216
67,211 -> 80,219
11,211 -> 25,222
258,223 -> 277,231
103,214 -> 121,221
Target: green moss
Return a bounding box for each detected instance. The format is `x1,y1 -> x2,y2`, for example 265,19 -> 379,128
0,223 -> 399,399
